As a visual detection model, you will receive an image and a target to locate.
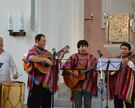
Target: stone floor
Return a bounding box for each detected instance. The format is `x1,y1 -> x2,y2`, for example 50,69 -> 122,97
24,96 -> 114,108
23,82 -> 114,108
53,98 -> 114,108
23,92 -> 131,108
22,82 -> 121,108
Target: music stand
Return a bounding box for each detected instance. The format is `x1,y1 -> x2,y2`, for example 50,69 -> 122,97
96,58 -> 122,108
60,59 -> 90,108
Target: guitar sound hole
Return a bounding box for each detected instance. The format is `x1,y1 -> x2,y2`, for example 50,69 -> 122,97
43,63 -> 49,67
78,71 -> 81,75
34,68 -> 44,76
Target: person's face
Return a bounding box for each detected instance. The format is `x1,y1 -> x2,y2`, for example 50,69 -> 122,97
120,46 -> 130,57
0,38 -> 4,50
78,45 -> 88,55
36,36 -> 46,49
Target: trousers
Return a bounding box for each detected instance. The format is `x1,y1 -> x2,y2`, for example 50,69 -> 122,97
27,84 -> 52,108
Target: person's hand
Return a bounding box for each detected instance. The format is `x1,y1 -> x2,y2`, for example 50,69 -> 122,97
63,48 -> 69,54
13,74 -> 18,79
58,52 -> 65,60
22,56 -> 27,62
44,58 -> 53,65
57,48 -> 69,60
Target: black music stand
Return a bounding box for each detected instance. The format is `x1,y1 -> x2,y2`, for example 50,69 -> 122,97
60,59 -> 89,108
96,58 -> 122,108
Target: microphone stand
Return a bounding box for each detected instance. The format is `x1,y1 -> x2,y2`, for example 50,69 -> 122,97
97,50 -> 103,108
105,60 -> 110,108
51,49 -> 56,108
99,57 -> 104,108
97,51 -> 122,108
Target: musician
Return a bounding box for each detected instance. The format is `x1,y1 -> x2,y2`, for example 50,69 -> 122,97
107,42 -> 135,108
0,37 -> 18,81
26,34 -> 65,108
62,40 -> 98,108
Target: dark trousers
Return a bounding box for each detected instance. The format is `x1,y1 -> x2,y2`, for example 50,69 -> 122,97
114,96 -> 134,108
73,91 -> 92,108
27,84 -> 52,108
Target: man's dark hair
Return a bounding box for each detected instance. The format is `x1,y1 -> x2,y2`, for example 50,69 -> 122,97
35,34 -> 45,41
120,42 -> 131,50
77,40 -> 89,48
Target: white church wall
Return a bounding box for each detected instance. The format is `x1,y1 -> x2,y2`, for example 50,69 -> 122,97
0,0 -> 84,104
0,0 -> 32,104
41,0 -> 84,53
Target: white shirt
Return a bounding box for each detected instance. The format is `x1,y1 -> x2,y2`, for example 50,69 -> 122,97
0,51 -> 18,81
127,61 -> 135,71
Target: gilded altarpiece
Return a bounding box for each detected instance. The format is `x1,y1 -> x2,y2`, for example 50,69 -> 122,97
107,13 -> 130,42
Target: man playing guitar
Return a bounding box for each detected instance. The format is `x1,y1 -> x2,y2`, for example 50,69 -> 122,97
25,34 -> 66,108
62,40 -> 98,108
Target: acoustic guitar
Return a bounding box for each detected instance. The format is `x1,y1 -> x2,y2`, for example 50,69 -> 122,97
62,64 -> 95,89
24,45 -> 69,74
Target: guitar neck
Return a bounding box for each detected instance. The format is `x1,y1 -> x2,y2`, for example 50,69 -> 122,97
49,45 -> 69,59
128,54 -> 135,60
50,49 -> 64,59
56,49 -> 64,56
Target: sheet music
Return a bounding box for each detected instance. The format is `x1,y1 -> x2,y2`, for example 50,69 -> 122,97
96,58 -> 122,71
